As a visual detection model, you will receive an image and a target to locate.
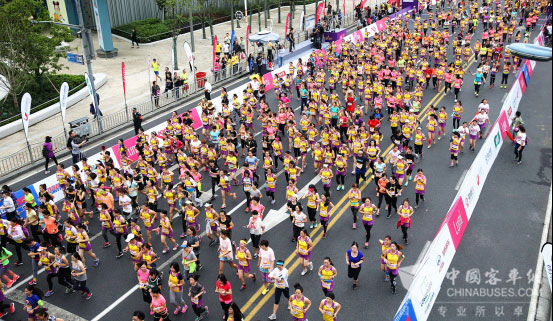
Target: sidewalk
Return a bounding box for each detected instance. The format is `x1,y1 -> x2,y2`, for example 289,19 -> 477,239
0,3 -> 355,157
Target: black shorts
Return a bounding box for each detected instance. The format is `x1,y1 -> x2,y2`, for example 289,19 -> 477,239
274,287 -> 290,304
348,266 -> 361,280
414,144 -> 423,155
450,154 -> 458,160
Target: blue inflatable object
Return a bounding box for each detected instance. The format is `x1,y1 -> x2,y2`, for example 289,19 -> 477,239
507,43 -> 552,62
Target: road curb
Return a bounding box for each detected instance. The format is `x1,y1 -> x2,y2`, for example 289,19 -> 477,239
527,184 -> 552,321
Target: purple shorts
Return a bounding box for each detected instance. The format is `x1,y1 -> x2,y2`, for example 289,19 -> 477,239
145,225 -> 155,232
469,134 -> 477,140
238,263 -> 251,274
450,149 -> 459,155
162,228 -> 174,238
320,215 -> 329,222
438,122 -> 446,128
380,258 -> 386,265
478,123 -> 486,130
321,280 -> 335,292
428,129 -> 435,133
298,251 -> 311,260
386,267 -> 399,276
415,189 -> 425,195
203,125 -> 210,129
336,169 -> 346,176
395,173 -> 405,180
223,186 -> 231,192
266,187 -> 276,193
79,243 -> 92,252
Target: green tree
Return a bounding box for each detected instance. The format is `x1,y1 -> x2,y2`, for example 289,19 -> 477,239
0,0 -> 72,116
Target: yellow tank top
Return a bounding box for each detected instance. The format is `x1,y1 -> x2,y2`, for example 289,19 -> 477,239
322,302 -> 336,321
291,296 -> 306,318
361,204 -> 375,222
236,249 -> 248,266
386,251 -> 399,270
298,237 -> 310,256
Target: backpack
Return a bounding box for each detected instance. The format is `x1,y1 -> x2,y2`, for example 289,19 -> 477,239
66,138 -> 73,150
42,144 -> 48,157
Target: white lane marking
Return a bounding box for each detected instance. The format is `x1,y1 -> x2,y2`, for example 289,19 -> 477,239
454,169 -> 469,191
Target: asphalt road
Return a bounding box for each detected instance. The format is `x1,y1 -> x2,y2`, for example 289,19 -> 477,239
2,13 -> 551,321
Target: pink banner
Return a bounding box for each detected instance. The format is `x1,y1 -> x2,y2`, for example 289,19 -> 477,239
285,13 -> 291,36
263,72 -> 274,91
111,136 -> 139,166
122,62 -> 126,97
360,0 -> 367,8
525,60 -> 533,77
445,197 -> 468,250
316,1 -> 324,24
213,35 -> 218,65
246,26 -> 250,55
376,18 -> 387,31
189,107 -> 203,130
496,110 -> 510,140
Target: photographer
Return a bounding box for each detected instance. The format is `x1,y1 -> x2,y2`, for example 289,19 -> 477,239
67,130 -> 87,164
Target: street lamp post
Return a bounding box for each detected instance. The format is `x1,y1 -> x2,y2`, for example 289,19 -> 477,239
34,0 -> 103,133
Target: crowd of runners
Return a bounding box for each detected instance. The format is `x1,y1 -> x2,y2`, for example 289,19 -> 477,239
0,0 -> 548,319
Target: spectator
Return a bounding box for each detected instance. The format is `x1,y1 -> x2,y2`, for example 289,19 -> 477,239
131,29 -> 139,48
173,71 -> 182,99
256,52 -> 264,74
287,28 -> 295,52
278,44 -> 286,67
239,37 -> 246,53
151,81 -> 160,108
132,108 -> 143,135
89,93 -> 102,119
204,81 -> 212,101
215,41 -> 222,57
164,67 -> 173,96
180,69 -> 189,95
68,130 -> 86,164
42,136 -> 58,174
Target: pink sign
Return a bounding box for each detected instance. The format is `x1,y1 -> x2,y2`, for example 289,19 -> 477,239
445,197 -> 468,250
525,60 -> 533,77
376,18 -> 387,31
189,107 -> 203,130
263,72 -> 274,91
496,110 -> 510,140
111,135 -> 139,166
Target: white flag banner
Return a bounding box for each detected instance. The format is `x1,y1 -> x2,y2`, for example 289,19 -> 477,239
84,72 -> 96,111
184,41 -> 195,72
59,82 -> 69,125
20,93 -> 31,139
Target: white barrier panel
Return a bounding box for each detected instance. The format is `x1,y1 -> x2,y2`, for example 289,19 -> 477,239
393,27 -> 543,321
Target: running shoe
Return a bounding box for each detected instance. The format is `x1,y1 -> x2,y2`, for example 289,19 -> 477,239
116,252 -> 124,258
14,261 -> 23,266
86,292 -> 93,300
353,283 -> 357,290
28,279 -> 37,286
198,264 -> 203,271
364,242 -> 369,249
162,247 -> 169,254
322,233 -> 326,239
313,222 -> 318,228
352,222 -> 356,229
9,303 -> 14,313
200,306 -> 209,319
245,207 -> 250,212
262,287 -> 270,295
11,274 -> 19,283
45,290 -> 54,297
309,262 -> 313,270
301,269 -> 308,276
252,273 -> 257,282
240,284 -> 247,291
173,245 -> 178,251
180,233 -> 185,238
92,259 -> 100,267
253,253 -> 258,259
268,314 -> 277,320
174,307 -> 181,315
65,287 -> 72,294
271,199 -> 275,204
181,305 -> 188,313
103,242 -> 111,248
6,280 -> 15,289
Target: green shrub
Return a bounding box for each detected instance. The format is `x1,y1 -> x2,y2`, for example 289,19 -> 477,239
0,74 -> 86,125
